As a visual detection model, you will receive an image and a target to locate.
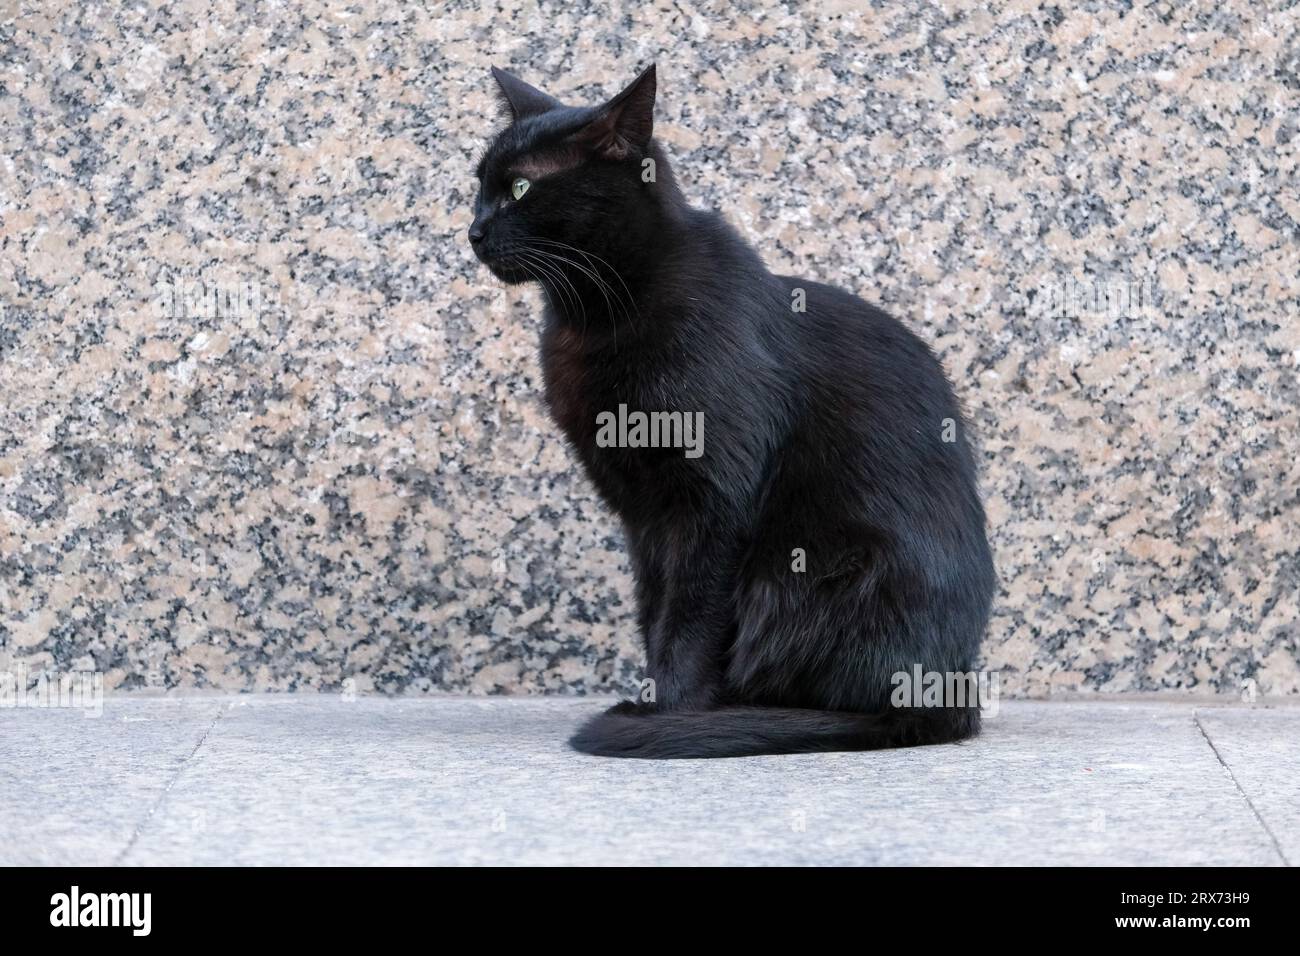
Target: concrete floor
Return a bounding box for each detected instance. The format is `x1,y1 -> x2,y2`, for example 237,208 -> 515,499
1,696 -> 1295,866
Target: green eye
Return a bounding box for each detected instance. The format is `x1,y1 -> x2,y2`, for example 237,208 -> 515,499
511,177 -> 530,200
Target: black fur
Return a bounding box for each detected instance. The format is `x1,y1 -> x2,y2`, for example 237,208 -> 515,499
470,65 -> 996,758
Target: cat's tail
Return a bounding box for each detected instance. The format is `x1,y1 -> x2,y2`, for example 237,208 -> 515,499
568,703 -> 979,759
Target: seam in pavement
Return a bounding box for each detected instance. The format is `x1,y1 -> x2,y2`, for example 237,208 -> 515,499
1194,711 -> 1290,866
113,704 -> 224,865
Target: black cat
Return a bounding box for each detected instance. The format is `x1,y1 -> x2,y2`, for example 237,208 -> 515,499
470,65 -> 996,758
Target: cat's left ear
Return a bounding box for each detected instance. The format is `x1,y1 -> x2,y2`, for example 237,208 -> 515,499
573,64 -> 656,159
491,66 -> 561,121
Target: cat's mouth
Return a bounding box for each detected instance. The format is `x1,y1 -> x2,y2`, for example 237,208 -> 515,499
476,249 -> 534,285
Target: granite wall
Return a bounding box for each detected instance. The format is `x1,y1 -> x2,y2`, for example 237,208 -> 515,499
1,0 -> 1297,697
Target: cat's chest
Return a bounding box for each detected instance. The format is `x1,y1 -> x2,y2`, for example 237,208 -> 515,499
539,326 -> 612,444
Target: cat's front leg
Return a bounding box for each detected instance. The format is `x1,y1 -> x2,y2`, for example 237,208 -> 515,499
622,521 -> 663,651
642,523 -> 738,711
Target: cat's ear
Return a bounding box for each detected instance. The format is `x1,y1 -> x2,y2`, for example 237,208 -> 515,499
573,64 -> 656,159
491,66 -> 560,121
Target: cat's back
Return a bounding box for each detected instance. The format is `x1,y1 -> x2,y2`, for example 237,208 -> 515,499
769,273 -> 956,414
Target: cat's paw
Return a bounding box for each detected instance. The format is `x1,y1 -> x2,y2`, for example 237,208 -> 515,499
606,699 -> 656,716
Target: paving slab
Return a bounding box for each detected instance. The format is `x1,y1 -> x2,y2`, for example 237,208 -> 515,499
1194,707 -> 1299,866
3,697 -> 1292,866
0,699 -> 223,865
119,698 -> 1296,865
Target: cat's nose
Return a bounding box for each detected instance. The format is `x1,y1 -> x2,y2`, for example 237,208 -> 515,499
468,219 -> 487,246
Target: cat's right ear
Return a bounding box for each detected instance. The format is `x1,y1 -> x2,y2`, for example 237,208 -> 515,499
491,67 -> 560,121
570,64 -> 656,160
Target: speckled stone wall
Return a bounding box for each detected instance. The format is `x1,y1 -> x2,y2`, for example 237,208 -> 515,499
2,0 -> 1297,697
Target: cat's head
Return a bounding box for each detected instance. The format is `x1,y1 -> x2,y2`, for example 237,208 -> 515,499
469,65 -> 662,283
